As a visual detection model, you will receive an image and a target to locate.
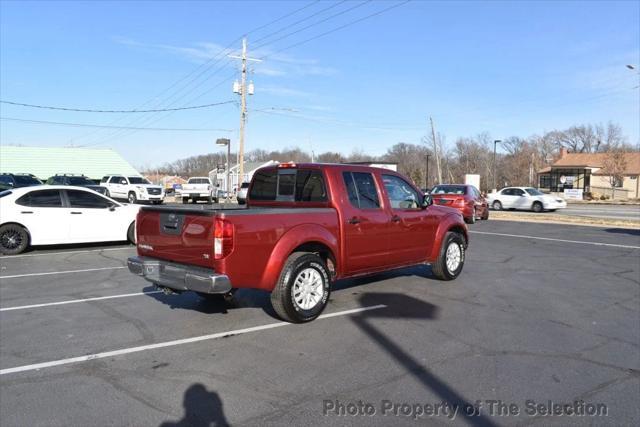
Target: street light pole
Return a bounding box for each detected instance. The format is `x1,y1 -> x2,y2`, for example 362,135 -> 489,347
216,138 -> 231,203
493,140 -> 501,191
425,154 -> 431,189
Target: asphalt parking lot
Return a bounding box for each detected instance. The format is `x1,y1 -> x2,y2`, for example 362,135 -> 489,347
1,220 -> 638,426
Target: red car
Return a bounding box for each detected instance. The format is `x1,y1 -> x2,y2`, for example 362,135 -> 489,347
128,163 -> 469,323
430,184 -> 489,224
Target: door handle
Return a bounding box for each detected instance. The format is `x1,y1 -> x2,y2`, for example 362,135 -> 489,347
348,217 -> 361,225
20,211 -> 33,214
391,215 -> 401,222
70,211 -> 83,215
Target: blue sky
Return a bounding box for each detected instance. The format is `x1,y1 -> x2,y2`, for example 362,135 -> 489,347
1,0 -> 638,168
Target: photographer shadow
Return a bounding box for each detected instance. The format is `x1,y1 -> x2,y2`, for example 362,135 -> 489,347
160,383 -> 229,427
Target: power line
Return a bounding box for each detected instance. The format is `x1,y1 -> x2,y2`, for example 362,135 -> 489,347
0,100 -> 236,113
259,0 -> 412,60
253,1 -> 372,52
70,1 -> 322,145
0,117 -> 234,132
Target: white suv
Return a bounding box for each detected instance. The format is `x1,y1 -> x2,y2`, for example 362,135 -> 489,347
100,175 -> 164,204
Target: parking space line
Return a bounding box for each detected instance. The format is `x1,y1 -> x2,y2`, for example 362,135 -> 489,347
470,231 -> 640,249
0,291 -> 162,312
0,304 -> 386,375
0,266 -> 126,279
0,246 -> 133,259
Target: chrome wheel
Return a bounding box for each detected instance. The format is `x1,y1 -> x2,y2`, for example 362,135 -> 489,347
292,268 -> 324,310
445,242 -> 462,273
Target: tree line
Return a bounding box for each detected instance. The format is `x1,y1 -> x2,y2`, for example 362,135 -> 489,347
145,121 -> 636,191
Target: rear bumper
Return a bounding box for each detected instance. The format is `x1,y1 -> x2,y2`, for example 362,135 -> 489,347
127,256 -> 232,294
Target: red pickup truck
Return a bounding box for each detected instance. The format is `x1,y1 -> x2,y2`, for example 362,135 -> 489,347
128,163 -> 468,322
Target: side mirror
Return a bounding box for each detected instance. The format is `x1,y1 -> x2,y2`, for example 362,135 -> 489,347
422,194 -> 433,209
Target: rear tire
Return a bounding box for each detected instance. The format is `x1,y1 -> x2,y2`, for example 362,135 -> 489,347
492,200 -> 502,210
481,207 -> 490,220
182,197 -> 189,204
0,224 -> 29,255
465,207 -> 476,224
532,201 -> 543,213
127,222 -> 135,244
271,252 -> 331,323
431,232 -> 465,281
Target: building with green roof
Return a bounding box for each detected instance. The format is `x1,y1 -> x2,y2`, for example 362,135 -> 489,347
0,146 -> 140,181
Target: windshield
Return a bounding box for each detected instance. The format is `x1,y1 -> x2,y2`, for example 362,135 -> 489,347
68,176 -> 94,186
128,177 -> 150,184
14,175 -> 41,185
188,178 -> 210,184
431,185 -> 467,195
525,188 -> 544,196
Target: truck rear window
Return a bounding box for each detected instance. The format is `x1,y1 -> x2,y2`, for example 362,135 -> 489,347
249,169 -> 327,202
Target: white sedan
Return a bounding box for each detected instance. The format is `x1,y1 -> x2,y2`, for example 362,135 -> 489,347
0,185 -> 139,255
487,187 -> 567,212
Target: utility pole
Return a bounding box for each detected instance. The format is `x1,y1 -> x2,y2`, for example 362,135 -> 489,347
230,38 -> 259,192
429,116 -> 442,184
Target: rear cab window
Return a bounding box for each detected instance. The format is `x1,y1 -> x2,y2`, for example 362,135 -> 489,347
249,168 -> 327,203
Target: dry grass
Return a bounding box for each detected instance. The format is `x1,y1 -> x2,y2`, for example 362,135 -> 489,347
490,211 -> 640,229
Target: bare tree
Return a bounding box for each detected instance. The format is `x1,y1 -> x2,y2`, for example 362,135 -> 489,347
600,148 -> 628,199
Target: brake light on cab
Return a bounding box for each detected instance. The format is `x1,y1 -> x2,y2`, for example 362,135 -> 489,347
214,218 -> 234,259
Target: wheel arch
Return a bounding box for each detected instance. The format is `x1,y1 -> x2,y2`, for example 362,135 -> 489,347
258,224 -> 339,291
428,215 -> 468,261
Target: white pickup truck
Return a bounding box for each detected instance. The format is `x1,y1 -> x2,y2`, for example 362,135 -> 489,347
179,177 -> 217,204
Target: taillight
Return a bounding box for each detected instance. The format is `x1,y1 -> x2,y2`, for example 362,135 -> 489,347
453,199 -> 466,207
214,218 -> 234,260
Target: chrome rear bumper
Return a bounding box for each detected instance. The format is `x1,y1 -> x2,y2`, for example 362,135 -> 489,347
127,256 -> 232,294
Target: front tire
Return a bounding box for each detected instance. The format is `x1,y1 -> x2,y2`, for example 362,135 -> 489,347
271,252 -> 331,323
532,201 -> 543,213
105,189 -> 111,198
128,192 -> 137,204
492,200 -> 502,210
182,197 -> 189,204
431,232 -> 465,280
0,224 -> 29,255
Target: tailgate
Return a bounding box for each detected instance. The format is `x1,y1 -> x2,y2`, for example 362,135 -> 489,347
136,208 -> 215,268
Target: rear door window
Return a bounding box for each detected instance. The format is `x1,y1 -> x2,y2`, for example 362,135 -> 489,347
16,189 -> 63,207
66,190 -> 111,208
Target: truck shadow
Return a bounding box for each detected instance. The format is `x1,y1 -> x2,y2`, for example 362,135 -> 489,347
143,264 -> 437,318
353,292 -> 498,427
159,383 -> 229,427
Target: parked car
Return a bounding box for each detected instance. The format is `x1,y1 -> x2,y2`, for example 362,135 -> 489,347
100,175 -> 164,204
178,177 -> 217,204
0,186 -> 139,255
0,173 -> 42,190
236,182 -> 250,205
487,187 -> 567,212
45,174 -> 107,195
128,163 -> 469,323
430,184 -> 489,224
